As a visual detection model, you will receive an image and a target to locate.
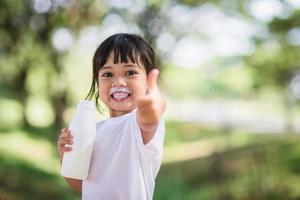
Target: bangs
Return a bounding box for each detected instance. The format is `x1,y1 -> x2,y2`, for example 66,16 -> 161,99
112,42 -> 140,65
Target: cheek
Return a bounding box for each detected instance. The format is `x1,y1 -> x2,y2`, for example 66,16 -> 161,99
98,80 -> 108,98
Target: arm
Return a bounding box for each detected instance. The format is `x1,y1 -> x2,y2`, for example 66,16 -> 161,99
58,128 -> 82,193
137,69 -> 166,144
64,177 -> 82,193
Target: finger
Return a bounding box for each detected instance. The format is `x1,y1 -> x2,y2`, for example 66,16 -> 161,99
66,129 -> 73,139
60,128 -> 68,137
60,128 -> 73,139
147,69 -> 159,90
64,146 -> 73,152
58,138 -> 73,147
61,146 -> 73,153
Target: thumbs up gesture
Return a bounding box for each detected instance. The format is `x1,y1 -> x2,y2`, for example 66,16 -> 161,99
137,69 -> 166,135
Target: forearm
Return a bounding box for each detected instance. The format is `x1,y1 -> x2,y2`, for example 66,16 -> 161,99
137,108 -> 160,134
137,105 -> 165,144
60,157 -> 82,193
138,121 -> 158,144
65,177 -> 82,193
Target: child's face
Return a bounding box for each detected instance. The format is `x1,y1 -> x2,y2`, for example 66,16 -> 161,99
98,54 -> 148,117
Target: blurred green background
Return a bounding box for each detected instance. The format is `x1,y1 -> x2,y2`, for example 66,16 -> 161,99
1,0 -> 300,199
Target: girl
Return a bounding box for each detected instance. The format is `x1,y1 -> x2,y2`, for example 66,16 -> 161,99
57,33 -> 166,200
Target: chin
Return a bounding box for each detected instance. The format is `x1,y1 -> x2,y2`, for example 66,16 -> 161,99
112,105 -> 136,112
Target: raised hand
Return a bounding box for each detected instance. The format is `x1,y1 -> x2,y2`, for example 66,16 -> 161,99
137,69 -> 166,126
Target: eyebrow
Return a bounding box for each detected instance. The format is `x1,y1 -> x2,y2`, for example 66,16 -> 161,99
100,64 -> 140,70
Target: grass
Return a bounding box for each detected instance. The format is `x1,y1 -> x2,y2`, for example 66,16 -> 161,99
1,121 -> 300,199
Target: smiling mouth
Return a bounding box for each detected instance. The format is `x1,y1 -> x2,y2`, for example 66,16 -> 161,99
111,92 -> 131,101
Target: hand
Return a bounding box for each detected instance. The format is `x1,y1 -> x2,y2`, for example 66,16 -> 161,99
137,69 -> 166,125
57,128 -> 73,163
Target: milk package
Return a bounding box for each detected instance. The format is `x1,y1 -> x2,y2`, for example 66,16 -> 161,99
61,100 -> 96,180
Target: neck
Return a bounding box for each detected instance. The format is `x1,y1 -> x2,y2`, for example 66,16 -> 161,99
109,109 -> 133,118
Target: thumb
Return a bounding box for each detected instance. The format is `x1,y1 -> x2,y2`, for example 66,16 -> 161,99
147,69 -> 159,90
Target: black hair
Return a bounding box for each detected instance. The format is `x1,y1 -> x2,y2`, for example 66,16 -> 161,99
85,33 -> 156,111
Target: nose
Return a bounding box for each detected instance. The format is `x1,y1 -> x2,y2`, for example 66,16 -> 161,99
112,76 -> 126,87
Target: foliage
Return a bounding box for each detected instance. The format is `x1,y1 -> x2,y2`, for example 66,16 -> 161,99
1,0 -> 300,199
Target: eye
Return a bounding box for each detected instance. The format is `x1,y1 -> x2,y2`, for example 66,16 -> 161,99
125,70 -> 138,76
102,72 -> 113,77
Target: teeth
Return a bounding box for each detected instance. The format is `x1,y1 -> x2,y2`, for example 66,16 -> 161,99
112,92 -> 130,100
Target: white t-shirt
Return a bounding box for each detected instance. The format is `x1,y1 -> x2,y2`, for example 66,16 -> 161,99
82,110 -> 165,200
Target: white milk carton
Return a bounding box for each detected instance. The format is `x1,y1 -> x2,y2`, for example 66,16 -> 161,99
61,100 -> 96,180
